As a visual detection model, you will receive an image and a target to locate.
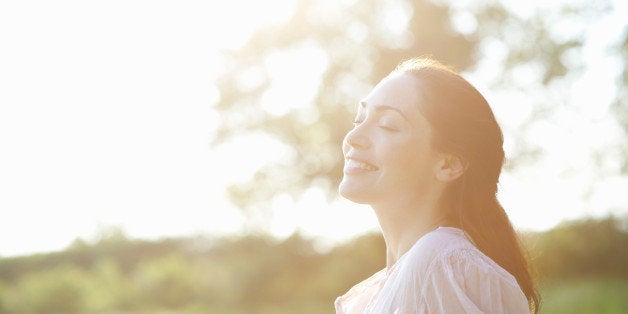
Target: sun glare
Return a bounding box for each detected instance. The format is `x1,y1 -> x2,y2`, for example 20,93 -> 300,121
261,43 -> 329,116
0,0 -> 300,256
207,0 -> 296,50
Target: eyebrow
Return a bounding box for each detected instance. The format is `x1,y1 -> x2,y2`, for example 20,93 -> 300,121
359,101 -> 409,121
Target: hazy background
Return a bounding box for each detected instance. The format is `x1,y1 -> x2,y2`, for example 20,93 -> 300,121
1,0 -> 626,258
1,0 -> 627,313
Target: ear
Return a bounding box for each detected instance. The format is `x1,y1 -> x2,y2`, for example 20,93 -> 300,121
434,153 -> 466,182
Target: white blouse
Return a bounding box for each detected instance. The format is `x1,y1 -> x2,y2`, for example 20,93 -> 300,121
334,227 -> 529,314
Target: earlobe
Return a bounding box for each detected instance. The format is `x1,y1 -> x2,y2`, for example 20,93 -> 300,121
435,154 -> 466,182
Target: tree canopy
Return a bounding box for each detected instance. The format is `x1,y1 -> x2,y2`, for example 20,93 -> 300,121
211,0 -> 625,226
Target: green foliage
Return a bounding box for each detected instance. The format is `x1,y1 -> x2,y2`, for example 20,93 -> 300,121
3,264 -> 88,314
135,253 -> 197,309
85,258 -> 138,311
0,216 -> 626,313
541,277 -> 628,314
531,215 -> 628,280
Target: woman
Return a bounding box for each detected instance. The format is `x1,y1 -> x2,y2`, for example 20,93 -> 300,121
335,58 -> 539,313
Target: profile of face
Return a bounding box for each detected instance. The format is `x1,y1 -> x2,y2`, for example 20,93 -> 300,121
339,72 -> 448,206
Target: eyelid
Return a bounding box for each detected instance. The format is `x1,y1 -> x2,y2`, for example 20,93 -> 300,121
379,116 -> 401,127
378,124 -> 399,131
353,115 -> 401,127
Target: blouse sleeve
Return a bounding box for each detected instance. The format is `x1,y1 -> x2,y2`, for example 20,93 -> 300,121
418,250 -> 530,314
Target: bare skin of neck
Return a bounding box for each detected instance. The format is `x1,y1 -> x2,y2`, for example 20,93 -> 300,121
372,192 -> 450,271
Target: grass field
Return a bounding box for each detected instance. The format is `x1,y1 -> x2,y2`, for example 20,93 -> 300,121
540,277 -> 628,314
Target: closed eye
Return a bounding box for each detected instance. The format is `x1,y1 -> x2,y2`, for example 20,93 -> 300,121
379,125 -> 399,132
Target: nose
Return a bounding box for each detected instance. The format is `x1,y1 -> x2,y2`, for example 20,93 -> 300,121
344,126 -> 371,150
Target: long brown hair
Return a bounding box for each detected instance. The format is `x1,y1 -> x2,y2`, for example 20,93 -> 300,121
395,57 -> 540,313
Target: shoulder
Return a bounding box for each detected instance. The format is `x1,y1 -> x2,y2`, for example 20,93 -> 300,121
419,228 -> 528,313
401,227 -> 520,288
367,227 -> 530,313
399,226 -> 476,275
403,227 -> 529,313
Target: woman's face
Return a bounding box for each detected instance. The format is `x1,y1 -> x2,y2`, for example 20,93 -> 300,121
339,72 -> 442,206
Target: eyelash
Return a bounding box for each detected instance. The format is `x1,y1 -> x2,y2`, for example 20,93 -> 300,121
352,119 -> 398,132
379,125 -> 397,131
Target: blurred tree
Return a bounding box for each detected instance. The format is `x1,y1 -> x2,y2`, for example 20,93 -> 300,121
5,265 -> 88,314
211,0 -> 618,225
85,258 -> 139,312
212,0 -> 475,224
532,215 -> 628,280
456,1 -> 611,171
134,253 -> 197,309
0,280 -> 7,313
611,29 -> 628,173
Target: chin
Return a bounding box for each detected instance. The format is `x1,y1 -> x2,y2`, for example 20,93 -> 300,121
338,180 -> 374,204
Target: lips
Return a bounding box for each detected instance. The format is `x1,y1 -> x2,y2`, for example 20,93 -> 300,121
344,157 -> 379,172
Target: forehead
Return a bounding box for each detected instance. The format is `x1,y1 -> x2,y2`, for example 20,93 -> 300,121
359,72 -> 422,119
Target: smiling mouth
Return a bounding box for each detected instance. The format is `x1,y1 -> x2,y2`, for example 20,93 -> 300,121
345,159 -> 379,171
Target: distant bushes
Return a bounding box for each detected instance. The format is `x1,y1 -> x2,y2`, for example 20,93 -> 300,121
0,215 -> 626,313
530,215 -> 628,281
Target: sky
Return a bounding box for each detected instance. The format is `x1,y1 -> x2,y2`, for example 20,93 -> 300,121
0,0 -> 626,257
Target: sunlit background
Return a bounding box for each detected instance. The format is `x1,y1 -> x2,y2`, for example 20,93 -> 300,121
1,0 -> 628,313
1,0 -> 627,257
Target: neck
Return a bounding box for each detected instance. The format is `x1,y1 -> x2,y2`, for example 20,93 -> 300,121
372,197 -> 449,270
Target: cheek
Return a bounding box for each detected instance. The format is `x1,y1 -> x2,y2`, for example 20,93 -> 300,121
386,139 -> 432,173
388,151 -> 420,174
